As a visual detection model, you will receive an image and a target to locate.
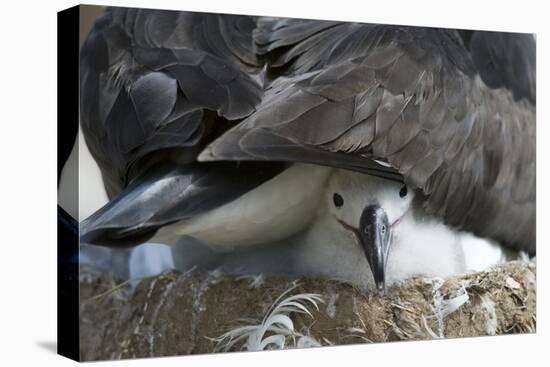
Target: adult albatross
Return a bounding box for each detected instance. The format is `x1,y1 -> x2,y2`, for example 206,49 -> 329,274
79,8 -> 536,292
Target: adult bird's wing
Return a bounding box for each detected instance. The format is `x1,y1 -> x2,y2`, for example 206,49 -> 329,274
200,20 -> 536,254
80,8 -> 286,246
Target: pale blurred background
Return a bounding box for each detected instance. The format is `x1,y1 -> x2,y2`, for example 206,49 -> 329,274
58,5 -> 107,222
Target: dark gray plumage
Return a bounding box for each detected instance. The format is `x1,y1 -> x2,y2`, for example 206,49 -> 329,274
80,9 -> 535,256
80,8 -> 284,245
200,20 -> 536,254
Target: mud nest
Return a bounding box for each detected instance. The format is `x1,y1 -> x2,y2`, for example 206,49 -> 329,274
79,261 -> 536,361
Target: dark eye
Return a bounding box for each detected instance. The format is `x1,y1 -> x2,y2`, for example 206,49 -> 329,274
333,193 -> 344,207
399,185 -> 408,198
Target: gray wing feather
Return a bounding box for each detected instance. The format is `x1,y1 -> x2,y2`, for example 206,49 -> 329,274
80,8 -> 276,246
80,8 -> 263,197
80,161 -> 286,247
201,20 -> 535,254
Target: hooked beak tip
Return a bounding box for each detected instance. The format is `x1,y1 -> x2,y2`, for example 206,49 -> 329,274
376,282 -> 386,296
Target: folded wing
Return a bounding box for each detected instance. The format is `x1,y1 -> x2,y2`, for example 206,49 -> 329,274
201,20 -> 536,254
79,8 -> 284,246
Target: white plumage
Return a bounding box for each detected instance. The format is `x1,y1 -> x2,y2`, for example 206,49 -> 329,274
129,164 -> 508,290
152,164 -> 332,248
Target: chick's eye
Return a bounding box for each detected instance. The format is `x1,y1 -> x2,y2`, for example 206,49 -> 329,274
399,185 -> 408,198
333,193 -> 344,207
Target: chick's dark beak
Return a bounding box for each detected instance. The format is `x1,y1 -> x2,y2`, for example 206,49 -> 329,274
359,205 -> 390,294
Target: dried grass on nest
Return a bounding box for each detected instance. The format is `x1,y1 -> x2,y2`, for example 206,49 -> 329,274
79,260 -> 536,360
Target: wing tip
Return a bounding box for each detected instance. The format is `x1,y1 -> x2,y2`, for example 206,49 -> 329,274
197,148 -> 217,162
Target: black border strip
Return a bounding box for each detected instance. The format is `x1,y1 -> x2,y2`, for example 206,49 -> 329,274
57,5 -> 80,361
